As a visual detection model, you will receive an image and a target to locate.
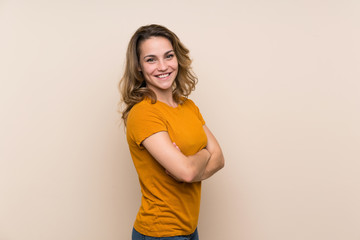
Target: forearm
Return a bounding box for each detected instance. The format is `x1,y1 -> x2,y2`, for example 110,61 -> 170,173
198,125 -> 225,181
200,149 -> 225,181
142,131 -> 213,183
185,148 -> 211,182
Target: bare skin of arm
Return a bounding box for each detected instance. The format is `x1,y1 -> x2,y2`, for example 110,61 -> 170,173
142,131 -> 211,183
172,125 -> 224,181
142,125 -> 225,183
200,125 -> 225,180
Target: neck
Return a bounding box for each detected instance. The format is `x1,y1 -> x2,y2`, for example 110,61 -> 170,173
151,88 -> 177,107
157,94 -> 177,108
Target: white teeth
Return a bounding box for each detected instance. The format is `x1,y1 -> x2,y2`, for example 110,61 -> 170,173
157,73 -> 169,78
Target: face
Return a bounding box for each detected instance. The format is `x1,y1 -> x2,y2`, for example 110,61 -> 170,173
138,37 -> 178,95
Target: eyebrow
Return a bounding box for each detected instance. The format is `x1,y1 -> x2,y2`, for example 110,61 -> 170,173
143,50 -> 174,59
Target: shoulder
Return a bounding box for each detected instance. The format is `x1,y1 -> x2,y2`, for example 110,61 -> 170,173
127,99 -> 165,127
129,99 -> 160,117
129,98 -> 152,112
126,99 -> 168,146
182,98 -> 205,124
181,97 -> 195,106
182,98 -> 200,111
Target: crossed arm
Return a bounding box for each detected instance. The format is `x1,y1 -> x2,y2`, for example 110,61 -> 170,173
142,125 -> 225,183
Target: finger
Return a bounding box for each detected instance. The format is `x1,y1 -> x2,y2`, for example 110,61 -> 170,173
172,142 -> 180,151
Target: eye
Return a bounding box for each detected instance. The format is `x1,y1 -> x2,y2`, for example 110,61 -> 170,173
146,58 -> 155,63
166,54 -> 174,59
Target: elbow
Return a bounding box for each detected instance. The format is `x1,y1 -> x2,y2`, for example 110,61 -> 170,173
167,165 -> 196,183
180,166 -> 200,183
168,160 -> 201,183
181,170 -> 198,183
219,155 -> 225,169
213,147 -> 225,170
182,177 -> 194,184
216,150 -> 225,170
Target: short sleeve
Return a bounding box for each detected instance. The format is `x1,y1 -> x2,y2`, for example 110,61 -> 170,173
186,99 -> 206,125
126,103 -> 167,148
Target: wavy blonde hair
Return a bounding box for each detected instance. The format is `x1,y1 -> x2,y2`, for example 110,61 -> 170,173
119,24 -> 198,125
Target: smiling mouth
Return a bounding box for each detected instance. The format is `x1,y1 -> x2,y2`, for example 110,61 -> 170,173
155,73 -> 171,79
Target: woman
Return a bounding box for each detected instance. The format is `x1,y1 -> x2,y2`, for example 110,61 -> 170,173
119,24 -> 224,240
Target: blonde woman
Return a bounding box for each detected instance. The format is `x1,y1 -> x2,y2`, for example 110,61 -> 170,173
119,24 -> 224,240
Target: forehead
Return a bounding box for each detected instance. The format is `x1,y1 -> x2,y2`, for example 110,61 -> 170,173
138,36 -> 173,56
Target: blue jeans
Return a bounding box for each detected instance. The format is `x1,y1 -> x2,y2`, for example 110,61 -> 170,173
132,228 -> 199,240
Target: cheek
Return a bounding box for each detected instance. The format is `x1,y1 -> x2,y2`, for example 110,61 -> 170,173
171,60 -> 179,70
142,64 -> 156,75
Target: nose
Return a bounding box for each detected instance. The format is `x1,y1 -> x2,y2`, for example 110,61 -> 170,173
157,60 -> 168,71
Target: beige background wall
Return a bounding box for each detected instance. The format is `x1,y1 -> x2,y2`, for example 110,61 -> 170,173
1,1 -> 359,239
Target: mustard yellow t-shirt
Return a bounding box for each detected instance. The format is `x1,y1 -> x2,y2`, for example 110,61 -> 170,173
126,98 -> 207,237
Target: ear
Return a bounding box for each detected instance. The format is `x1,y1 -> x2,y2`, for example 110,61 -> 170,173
137,64 -> 142,72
